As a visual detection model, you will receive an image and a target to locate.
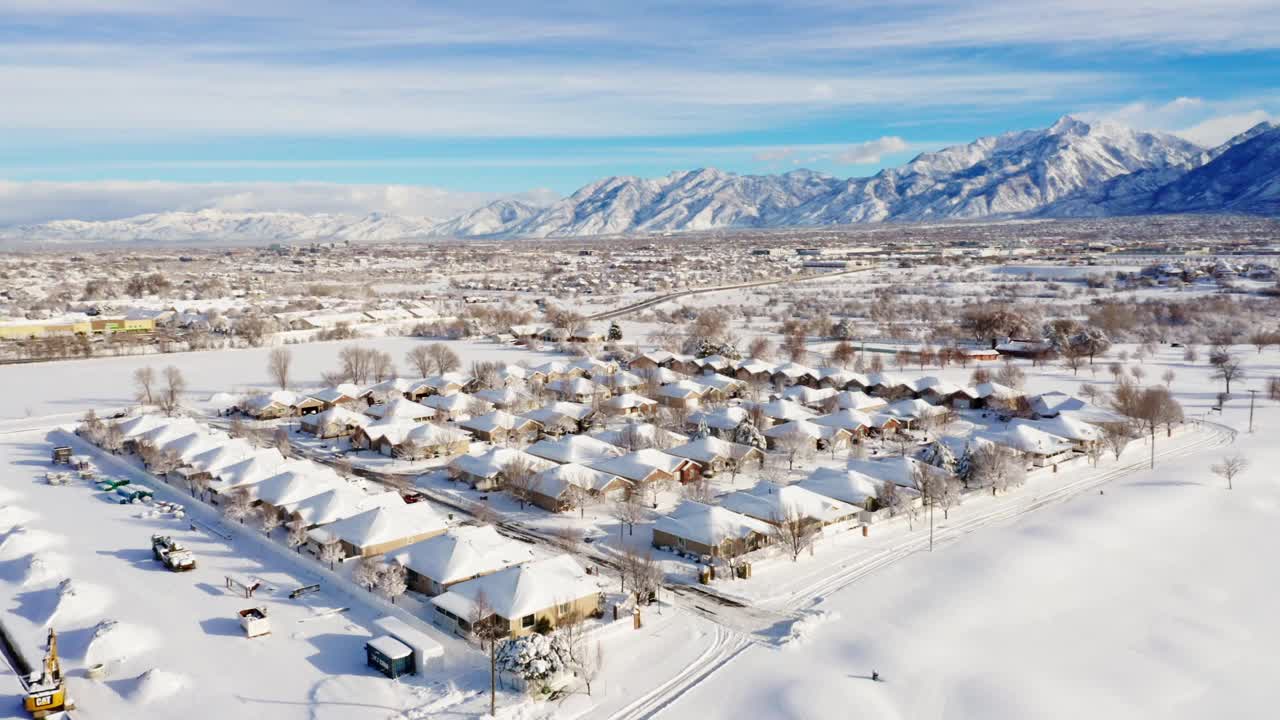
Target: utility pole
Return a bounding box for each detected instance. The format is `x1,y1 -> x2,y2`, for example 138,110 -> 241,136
1248,390 -> 1258,433
928,494 -> 935,552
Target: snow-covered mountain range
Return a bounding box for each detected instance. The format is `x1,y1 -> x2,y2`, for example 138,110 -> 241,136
3,116 -> 1276,245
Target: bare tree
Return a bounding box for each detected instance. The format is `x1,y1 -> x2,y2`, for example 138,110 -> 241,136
426,343 -> 461,374
1212,357 -> 1244,395
469,590 -> 502,717
158,365 -> 186,416
258,505 -> 281,537
970,444 -> 1026,496
273,427 -> 292,458
319,539 -> 345,569
406,345 -> 433,377
223,488 -> 253,525
502,456 -> 537,509
102,423 -> 124,454
1102,424 -> 1130,461
133,366 -> 156,405
268,347 -> 293,389
1161,368 -> 1176,389
1211,453 -> 1248,490
774,426 -> 813,472
610,493 -> 647,539
682,476 -> 714,504
747,336 -> 772,361
771,504 -> 818,562
1129,386 -> 1183,469
1086,440 -> 1104,468
286,520 -> 308,553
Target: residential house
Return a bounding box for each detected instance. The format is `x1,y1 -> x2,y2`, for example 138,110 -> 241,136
652,500 -> 772,558
797,466 -> 882,509
392,525 -> 535,596
764,419 -> 852,452
430,555 -> 603,639
590,447 -> 701,486
665,436 -> 764,477
525,435 -> 624,466
448,447 -> 554,491
364,397 -> 436,423
307,503 -> 450,558
528,463 -> 630,512
457,410 -> 540,444
601,392 -> 658,418
719,482 -> 861,529
300,406 -> 369,439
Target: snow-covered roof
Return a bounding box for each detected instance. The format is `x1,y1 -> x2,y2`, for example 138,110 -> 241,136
160,431 -> 225,463
136,418 -> 202,448
694,372 -> 742,392
285,487 -> 403,527
422,392 -> 488,414
367,635 -> 413,660
811,409 -> 875,432
188,438 -> 256,473
689,406 -> 748,431
523,401 -> 594,425
449,447 -> 553,480
772,362 -> 819,379
307,503 -> 448,549
526,435 -> 624,465
361,377 -> 413,398
798,466 -> 881,506
603,392 -> 657,410
474,387 -> 530,407
657,379 -> 711,399
250,465 -> 345,506
849,456 -> 950,489
781,385 -> 837,407
305,405 -> 369,429
1011,415 -> 1100,443
392,525 -> 535,586
590,448 -> 691,482
978,424 -> 1075,456
720,482 -> 860,525
307,384 -> 361,404
547,377 -> 604,397
365,397 -> 436,421
532,463 -> 627,498
1028,391 -> 1126,424
403,422 -> 470,447
213,448 -> 288,486
243,390 -> 300,412
431,555 -> 600,621
654,500 -> 771,547
666,435 -> 760,465
884,398 -> 947,420
458,410 -> 534,435
590,422 -> 688,450
752,399 -> 816,422
763,418 -> 847,441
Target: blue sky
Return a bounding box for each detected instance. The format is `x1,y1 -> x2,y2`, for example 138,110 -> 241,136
1,0 -> 1277,222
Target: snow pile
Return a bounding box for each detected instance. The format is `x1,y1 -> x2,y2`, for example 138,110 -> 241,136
782,610 -> 841,649
48,577 -> 111,625
21,552 -> 68,587
0,525 -> 62,559
86,620 -> 161,670
0,503 -> 38,530
126,668 -> 187,704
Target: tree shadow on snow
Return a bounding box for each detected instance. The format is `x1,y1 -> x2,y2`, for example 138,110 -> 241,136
304,632 -> 370,676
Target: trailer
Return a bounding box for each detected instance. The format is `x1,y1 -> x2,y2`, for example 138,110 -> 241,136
96,477 -> 131,492
151,535 -> 197,572
238,607 -> 271,638
50,447 -> 72,465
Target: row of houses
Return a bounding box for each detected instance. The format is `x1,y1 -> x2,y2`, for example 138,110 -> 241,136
102,412 -> 605,640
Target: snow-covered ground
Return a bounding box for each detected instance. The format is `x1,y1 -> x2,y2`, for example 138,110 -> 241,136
649,351 -> 1280,720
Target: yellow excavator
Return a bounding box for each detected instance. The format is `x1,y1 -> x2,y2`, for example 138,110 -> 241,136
23,629 -> 72,718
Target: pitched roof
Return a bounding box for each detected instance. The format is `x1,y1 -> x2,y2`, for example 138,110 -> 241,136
392,525 -> 535,586
308,503 -> 449,549
449,447 -> 553,480
590,448 -> 691,482
526,435 -> 624,465
532,463 -> 627,498
798,466 -> 881,506
666,436 -> 760,465
654,500 -> 771,547
720,482 -> 860,524
431,555 -> 600,620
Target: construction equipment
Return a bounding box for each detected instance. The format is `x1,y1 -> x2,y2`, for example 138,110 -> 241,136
23,629 -> 73,718
151,534 -> 197,572
238,607 -> 271,638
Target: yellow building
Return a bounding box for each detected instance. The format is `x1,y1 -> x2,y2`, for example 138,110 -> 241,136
0,314 -> 155,340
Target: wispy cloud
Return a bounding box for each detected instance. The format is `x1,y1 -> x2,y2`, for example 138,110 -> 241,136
0,180 -> 557,225
1082,95 -> 1280,146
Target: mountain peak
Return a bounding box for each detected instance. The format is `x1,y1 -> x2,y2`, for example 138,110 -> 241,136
1049,115 -> 1089,134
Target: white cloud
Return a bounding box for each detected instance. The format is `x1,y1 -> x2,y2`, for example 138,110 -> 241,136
834,136 -> 909,164
753,148 -> 798,162
0,180 -> 558,226
1084,96 -> 1278,147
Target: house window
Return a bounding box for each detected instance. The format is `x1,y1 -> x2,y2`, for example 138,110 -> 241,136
521,614 -> 535,628
558,602 -> 571,615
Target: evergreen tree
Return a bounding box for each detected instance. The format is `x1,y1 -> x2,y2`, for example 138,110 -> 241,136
608,321 -> 623,341
733,419 -> 766,450
921,439 -> 957,473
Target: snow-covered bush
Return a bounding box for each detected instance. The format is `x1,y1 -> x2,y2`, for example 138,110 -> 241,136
496,632 -> 572,693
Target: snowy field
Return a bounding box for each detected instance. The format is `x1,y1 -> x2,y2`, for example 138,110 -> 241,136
2,325 -> 1279,718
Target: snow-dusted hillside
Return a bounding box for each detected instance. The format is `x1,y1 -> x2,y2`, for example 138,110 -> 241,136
5,116 -> 1278,245
1,208 -> 441,245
